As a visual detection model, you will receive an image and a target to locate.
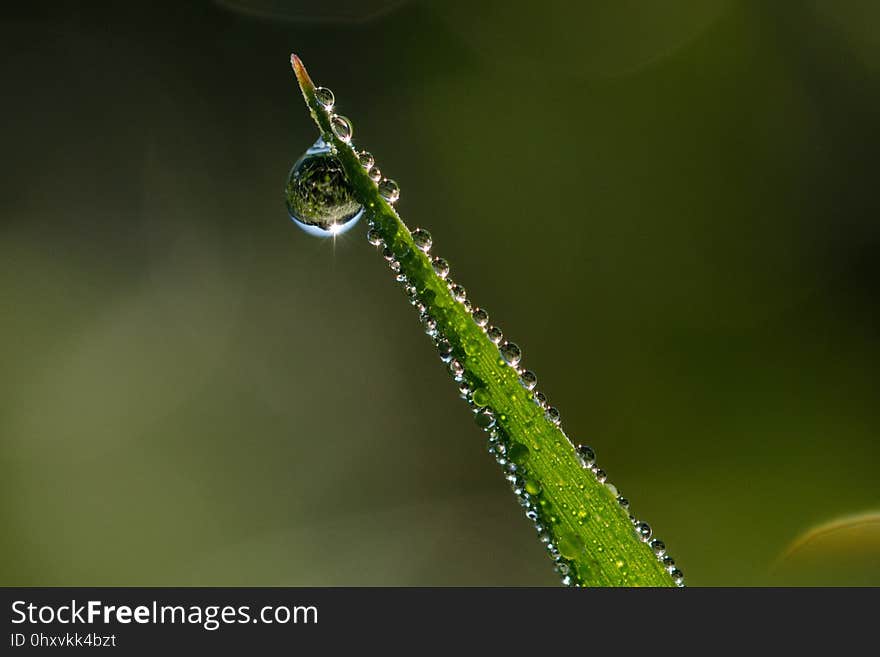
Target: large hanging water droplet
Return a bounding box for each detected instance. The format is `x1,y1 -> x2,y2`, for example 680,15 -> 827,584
285,138 -> 363,237
330,115 -> 353,143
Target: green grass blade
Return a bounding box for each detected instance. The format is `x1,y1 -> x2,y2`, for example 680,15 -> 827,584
290,54 -> 680,587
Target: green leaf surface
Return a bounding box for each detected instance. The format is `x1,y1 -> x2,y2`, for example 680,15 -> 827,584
290,55 -> 678,587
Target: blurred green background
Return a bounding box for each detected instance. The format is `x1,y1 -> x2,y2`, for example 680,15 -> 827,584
2,1 -> 879,586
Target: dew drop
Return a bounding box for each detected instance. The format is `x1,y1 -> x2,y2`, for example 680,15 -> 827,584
366,228 -> 383,246
635,521 -> 652,542
605,482 -> 618,497
594,468 -> 607,483
508,442 -> 530,464
661,555 -> 676,571
487,326 -> 503,344
285,138 -> 363,237
649,539 -> 666,557
378,178 -> 400,203
499,342 -> 522,367
670,569 -> 685,586
355,150 -> 374,170
557,534 -> 584,560
423,316 -> 438,337
431,257 -> 450,278
525,479 -> 542,495
369,167 -> 382,182
576,444 -> 596,468
449,359 -> 464,378
471,387 -> 490,407
534,391 -> 547,407
475,409 -> 496,430
519,370 -> 537,390
437,340 -> 453,362
472,308 -> 489,327
314,86 -> 335,110
451,284 -> 467,303
330,114 -> 353,143
617,495 -> 630,510
545,407 -> 561,424
412,228 -> 432,252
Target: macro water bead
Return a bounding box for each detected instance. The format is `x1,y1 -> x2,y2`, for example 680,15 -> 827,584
330,114 -> 353,142
431,257 -> 450,278
357,150 -> 375,170
285,138 -> 364,237
412,228 -> 432,252
314,86 -> 335,110
576,444 -> 596,468
378,178 -> 400,203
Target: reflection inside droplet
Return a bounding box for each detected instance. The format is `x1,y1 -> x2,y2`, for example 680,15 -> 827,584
285,137 -> 363,237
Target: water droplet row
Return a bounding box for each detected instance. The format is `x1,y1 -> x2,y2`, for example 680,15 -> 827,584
309,84 -> 401,208
574,442 -> 684,586
433,251 -> 684,585
360,221 -> 576,583
310,80 -> 684,587
364,216 -> 683,586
